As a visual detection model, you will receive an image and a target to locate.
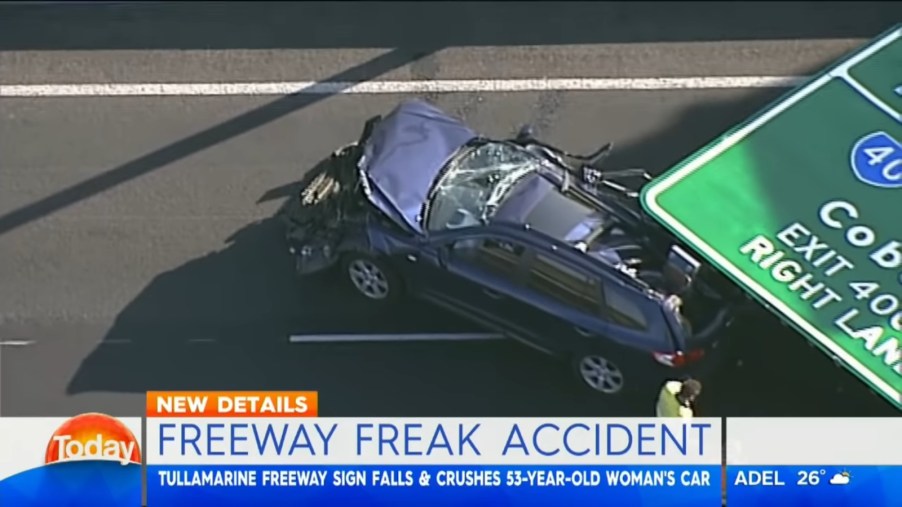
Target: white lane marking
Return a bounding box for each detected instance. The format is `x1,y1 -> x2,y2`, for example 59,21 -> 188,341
288,332 -> 505,343
0,76 -> 806,98
0,338 -> 221,346
46,215 -> 262,221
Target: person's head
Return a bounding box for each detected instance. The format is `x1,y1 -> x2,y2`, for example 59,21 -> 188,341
677,379 -> 702,405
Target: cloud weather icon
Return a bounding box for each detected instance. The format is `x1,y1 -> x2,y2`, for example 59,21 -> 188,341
829,472 -> 851,486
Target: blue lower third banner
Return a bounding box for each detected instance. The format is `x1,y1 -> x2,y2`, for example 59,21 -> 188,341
148,465 -> 722,507
727,466 -> 902,507
0,461 -> 142,507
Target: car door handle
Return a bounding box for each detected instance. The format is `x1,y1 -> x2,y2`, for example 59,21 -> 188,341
574,326 -> 594,337
482,288 -> 504,300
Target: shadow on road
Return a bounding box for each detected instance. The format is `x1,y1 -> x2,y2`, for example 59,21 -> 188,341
0,47 -> 441,237
66,83 -> 896,416
0,2 -> 896,50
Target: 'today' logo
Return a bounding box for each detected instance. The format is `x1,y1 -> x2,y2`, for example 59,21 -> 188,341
850,131 -> 902,188
44,412 -> 141,466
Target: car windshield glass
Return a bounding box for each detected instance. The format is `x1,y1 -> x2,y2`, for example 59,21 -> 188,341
426,142 -> 558,231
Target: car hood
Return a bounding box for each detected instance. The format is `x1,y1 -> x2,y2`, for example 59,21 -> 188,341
359,100 -> 478,233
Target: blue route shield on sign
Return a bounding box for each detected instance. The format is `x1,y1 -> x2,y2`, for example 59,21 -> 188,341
850,131 -> 902,188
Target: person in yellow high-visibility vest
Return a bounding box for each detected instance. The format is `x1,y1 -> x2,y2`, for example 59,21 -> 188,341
655,378 -> 702,418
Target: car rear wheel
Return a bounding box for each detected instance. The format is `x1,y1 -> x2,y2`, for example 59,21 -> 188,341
342,253 -> 403,305
572,353 -> 627,395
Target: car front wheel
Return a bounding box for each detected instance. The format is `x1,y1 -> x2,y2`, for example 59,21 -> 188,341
572,353 -> 627,395
341,253 -> 403,305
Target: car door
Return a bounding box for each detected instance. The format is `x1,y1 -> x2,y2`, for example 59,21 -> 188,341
509,250 -> 667,370
508,249 -> 609,356
407,232 -> 539,339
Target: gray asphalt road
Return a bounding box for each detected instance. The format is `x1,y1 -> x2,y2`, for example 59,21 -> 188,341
1,2 -> 899,418
0,1 -> 896,84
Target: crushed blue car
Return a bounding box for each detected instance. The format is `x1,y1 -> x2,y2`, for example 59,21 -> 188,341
280,99 -> 744,396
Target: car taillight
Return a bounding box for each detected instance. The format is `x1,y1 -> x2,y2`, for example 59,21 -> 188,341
653,349 -> 705,367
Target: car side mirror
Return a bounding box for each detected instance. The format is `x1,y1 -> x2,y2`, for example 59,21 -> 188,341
516,124 -> 535,142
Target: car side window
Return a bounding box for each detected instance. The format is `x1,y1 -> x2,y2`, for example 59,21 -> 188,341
601,282 -> 648,330
450,237 -> 525,279
526,253 -> 601,314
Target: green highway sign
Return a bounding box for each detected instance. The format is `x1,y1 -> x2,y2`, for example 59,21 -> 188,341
640,25 -> 902,409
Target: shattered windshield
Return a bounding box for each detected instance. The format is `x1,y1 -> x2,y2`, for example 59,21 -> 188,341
425,142 -> 559,231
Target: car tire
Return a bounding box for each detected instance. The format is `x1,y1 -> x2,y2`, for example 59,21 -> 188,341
570,351 -> 631,396
340,252 -> 404,306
